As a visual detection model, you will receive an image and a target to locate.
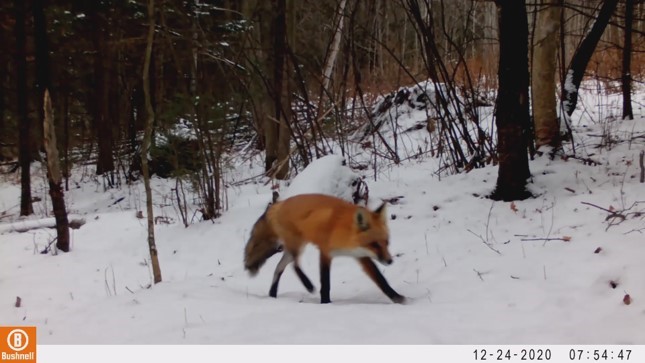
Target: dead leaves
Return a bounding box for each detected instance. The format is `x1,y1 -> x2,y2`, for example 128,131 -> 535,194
510,201 -> 518,213
623,294 -> 632,305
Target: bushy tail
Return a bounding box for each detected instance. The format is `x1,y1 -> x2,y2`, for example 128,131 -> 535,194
244,205 -> 282,276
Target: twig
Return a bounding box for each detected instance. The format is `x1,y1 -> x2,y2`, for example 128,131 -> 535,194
41,236 -> 58,254
467,229 -> 501,255
111,264 -> 117,296
485,201 -> 494,246
563,154 -> 601,166
580,201 -> 643,231
473,269 -> 485,281
542,198 -> 556,247
638,150 -> 645,183
424,231 -> 429,255
624,227 -> 645,235
104,267 -> 112,297
581,201 -> 614,214
521,237 -> 570,242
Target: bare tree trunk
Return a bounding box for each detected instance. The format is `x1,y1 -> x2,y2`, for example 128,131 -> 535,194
0,60 -> 4,148
491,0 -> 532,202
321,0 -> 347,92
271,0 -> 290,180
90,5 -> 115,179
622,0 -> 634,120
15,0 -> 33,216
34,0 -> 51,138
562,0 -> 619,117
36,0 -> 68,251
405,0 -> 440,83
240,1 -> 268,152
262,1 -> 279,172
43,90 -> 70,252
142,0 -> 162,285
531,0 -> 560,149
63,90 -> 70,191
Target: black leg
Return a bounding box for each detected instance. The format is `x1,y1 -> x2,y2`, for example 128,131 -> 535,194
358,257 -> 405,304
320,254 -> 332,303
294,263 -> 315,293
269,274 -> 282,298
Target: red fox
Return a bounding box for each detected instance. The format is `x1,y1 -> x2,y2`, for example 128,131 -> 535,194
244,193 -> 405,304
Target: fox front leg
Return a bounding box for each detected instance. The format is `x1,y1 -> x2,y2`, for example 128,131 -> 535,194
358,257 -> 405,304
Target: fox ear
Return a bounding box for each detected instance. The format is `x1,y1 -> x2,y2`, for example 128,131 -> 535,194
374,202 -> 387,221
355,209 -> 370,231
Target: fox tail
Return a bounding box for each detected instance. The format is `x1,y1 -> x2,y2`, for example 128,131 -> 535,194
244,204 -> 282,276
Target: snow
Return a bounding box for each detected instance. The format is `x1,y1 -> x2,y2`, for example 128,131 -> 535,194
280,154 -> 360,202
348,80 -> 496,176
1,85 -> 644,345
564,69 -> 577,94
0,215 -> 85,234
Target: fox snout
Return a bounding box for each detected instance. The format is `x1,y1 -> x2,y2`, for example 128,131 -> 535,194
366,241 -> 394,266
376,247 -> 394,265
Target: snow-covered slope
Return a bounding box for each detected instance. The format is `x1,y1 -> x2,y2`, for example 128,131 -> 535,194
1,86 -> 644,344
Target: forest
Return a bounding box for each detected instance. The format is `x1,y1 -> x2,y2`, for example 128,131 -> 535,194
1,0 -> 644,347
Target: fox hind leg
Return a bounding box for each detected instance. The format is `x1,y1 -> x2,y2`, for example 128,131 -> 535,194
269,249 -> 315,298
269,252 -> 293,298
319,254 -> 332,304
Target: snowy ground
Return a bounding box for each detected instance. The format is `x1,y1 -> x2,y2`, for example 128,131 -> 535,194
1,86 -> 644,345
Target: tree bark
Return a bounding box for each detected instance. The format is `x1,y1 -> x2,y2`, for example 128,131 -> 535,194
491,0 -> 532,202
405,0 -> 440,83
321,0 -> 347,92
0,34 -> 5,147
34,0 -> 51,135
270,0 -> 290,179
43,90 -> 70,252
261,1 -> 279,172
531,0 -> 560,149
621,0 -> 634,120
63,90 -> 70,191
15,0 -> 33,216
142,0 -> 162,285
240,1 -> 268,151
90,5 -> 115,178
562,0 -> 619,117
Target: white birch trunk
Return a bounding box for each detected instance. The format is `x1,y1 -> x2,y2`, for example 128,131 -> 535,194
321,0 -> 347,92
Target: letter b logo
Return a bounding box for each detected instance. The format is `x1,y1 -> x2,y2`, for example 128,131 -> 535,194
8,329 -> 29,351
0,326 -> 36,362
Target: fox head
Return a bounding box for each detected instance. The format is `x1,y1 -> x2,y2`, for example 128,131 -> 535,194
354,202 -> 394,265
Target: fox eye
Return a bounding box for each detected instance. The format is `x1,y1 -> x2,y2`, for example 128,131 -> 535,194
369,241 -> 380,249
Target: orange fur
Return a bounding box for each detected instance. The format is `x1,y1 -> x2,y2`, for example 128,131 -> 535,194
244,193 -> 405,304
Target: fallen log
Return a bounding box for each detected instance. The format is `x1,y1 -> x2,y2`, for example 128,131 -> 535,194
0,215 -> 86,234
